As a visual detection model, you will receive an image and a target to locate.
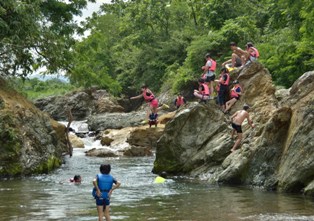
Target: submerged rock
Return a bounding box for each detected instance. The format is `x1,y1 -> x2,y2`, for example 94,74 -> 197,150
88,123 -> 167,158
153,64 -> 314,196
69,133 -> 85,148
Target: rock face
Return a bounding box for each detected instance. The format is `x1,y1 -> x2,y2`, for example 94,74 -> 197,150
153,62 -> 314,196
34,89 -> 125,121
87,111 -> 146,131
0,78 -> 67,177
88,112 -> 175,158
88,125 -> 165,157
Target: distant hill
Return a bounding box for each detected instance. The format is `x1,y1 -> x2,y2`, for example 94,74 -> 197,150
29,73 -> 69,83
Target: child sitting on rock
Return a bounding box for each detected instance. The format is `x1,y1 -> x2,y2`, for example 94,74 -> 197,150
148,112 -> 158,128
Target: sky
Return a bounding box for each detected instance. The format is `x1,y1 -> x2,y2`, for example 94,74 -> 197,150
76,0 -> 112,23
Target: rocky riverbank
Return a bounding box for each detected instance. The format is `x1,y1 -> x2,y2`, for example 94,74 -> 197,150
153,62 -> 314,196
1,61 -> 313,198
0,78 -> 67,177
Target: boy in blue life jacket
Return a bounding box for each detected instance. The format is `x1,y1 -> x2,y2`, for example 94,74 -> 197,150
93,164 -> 121,221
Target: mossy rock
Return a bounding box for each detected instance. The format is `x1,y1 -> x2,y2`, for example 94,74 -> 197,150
33,156 -> 62,174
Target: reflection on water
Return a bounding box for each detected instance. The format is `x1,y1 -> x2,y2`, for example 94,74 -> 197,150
1,148 -> 314,220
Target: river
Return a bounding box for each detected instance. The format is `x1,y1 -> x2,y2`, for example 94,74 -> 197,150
1,125 -> 314,221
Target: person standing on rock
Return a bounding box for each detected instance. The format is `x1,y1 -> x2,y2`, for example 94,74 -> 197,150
130,84 -> 159,114
230,104 -> 255,152
201,53 -> 216,97
130,85 -> 169,123
215,68 -> 230,112
93,164 -> 121,221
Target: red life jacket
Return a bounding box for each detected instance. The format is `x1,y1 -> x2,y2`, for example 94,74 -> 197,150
201,83 -> 210,95
176,97 -> 184,106
230,85 -> 242,98
220,73 -> 230,86
142,89 -> 155,102
209,59 -> 217,71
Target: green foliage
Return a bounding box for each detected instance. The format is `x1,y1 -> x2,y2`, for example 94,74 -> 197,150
9,77 -> 77,100
0,0 -> 92,78
0,113 -> 22,176
2,0 -> 314,96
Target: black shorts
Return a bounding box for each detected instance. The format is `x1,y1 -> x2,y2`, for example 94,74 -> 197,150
232,123 -> 242,133
235,57 -> 242,67
232,96 -> 240,100
205,75 -> 215,82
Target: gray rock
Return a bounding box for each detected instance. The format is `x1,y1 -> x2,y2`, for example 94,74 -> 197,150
34,89 -> 125,121
153,65 -> 314,195
85,148 -> 118,157
87,111 -> 146,131
0,78 -> 67,177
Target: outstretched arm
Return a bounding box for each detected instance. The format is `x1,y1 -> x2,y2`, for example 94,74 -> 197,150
130,94 -> 143,100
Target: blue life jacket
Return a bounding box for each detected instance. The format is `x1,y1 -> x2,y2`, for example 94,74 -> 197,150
92,174 -> 114,199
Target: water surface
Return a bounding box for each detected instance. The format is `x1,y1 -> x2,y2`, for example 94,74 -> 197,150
0,136 -> 314,221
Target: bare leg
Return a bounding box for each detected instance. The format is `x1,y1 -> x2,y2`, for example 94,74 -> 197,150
97,205 -> 104,221
231,129 -> 235,140
231,133 -> 242,152
209,81 -> 214,98
241,55 -> 247,65
221,104 -> 226,112
225,98 -> 237,112
231,53 -> 238,68
104,205 -> 111,221
146,108 -> 150,121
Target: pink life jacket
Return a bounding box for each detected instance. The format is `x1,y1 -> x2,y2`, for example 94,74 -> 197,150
220,73 -> 230,86
201,83 -> 210,95
142,89 -> 155,102
249,47 -> 259,58
230,85 -> 242,98
176,97 -> 184,106
209,59 -> 217,71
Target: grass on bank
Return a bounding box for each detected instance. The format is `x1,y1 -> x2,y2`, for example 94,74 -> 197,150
7,77 -> 78,100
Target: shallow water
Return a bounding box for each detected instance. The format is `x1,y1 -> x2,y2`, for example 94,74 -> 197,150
1,132 -> 314,221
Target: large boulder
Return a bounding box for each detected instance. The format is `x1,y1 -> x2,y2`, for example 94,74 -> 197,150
153,63 -> 314,196
89,124 -> 166,157
34,89 -> 125,121
69,133 -> 85,148
87,111 -> 146,131
153,103 -> 232,174
0,78 -> 67,177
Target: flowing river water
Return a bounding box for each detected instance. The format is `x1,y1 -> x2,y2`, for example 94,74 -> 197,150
1,122 -> 314,221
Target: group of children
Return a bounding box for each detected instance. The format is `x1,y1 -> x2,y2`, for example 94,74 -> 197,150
195,41 -> 258,152
130,41 -> 258,149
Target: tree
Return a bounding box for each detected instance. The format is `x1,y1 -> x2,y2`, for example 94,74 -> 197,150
0,0 -> 94,78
